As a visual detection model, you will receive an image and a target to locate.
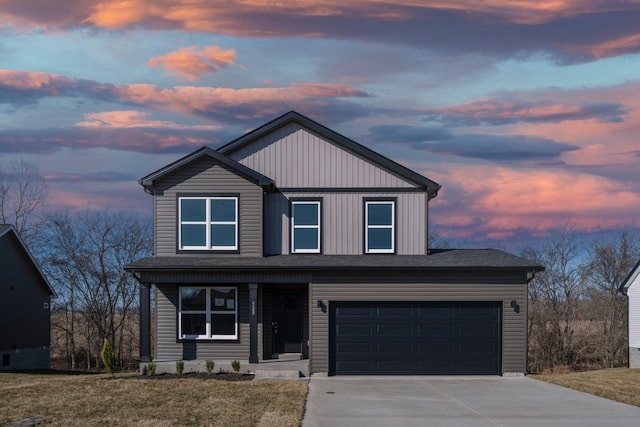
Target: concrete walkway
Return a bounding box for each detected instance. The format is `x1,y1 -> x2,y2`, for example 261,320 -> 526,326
302,376 -> 640,427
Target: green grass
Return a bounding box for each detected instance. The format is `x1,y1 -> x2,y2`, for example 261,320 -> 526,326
0,372 -> 308,426
533,368 -> 640,407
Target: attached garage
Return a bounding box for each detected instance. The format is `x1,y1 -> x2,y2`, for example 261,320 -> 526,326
329,301 -> 501,375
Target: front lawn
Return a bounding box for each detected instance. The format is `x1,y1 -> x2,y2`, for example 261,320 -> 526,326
0,371 -> 308,426
532,368 -> 640,407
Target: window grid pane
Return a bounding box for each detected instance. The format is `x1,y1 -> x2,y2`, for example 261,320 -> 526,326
292,201 -> 320,253
366,201 -> 394,253
180,197 -> 238,250
180,287 -> 237,339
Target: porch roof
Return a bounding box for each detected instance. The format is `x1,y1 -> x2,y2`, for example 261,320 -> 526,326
126,249 -> 543,273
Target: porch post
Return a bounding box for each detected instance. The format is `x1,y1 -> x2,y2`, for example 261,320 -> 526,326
249,283 -> 259,363
139,281 -> 151,363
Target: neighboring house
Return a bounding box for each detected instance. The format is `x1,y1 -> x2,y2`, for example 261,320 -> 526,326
620,259 -> 640,368
126,111 -> 543,376
0,224 -> 55,370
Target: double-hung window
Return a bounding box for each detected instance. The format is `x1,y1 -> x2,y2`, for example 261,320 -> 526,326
291,200 -> 321,253
179,287 -> 237,340
179,196 -> 238,250
365,200 -> 395,253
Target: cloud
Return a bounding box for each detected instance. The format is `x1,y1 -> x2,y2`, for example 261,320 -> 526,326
76,110 -> 221,130
147,45 -> 236,81
417,134 -> 580,161
2,1 -> 640,62
367,124 -> 452,144
43,171 -> 136,183
428,164 -> 640,243
422,97 -> 627,126
0,69 -> 370,122
0,127 -> 218,154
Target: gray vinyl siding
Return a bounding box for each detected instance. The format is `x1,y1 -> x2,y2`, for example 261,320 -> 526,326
153,156 -> 263,257
155,283 -> 254,361
228,123 -> 418,189
309,276 -> 528,375
266,192 -> 427,255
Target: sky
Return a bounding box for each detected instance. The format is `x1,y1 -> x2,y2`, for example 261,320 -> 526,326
1,0 -> 639,250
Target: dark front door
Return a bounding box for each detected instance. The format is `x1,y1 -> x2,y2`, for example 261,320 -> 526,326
330,301 -> 501,375
272,291 -> 303,354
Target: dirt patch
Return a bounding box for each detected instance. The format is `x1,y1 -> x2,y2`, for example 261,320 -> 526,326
136,372 -> 254,381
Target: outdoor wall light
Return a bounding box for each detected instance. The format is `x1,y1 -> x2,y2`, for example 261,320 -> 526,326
510,300 -> 520,313
317,300 -> 327,313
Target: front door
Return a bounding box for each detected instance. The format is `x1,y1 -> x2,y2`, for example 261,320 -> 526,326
272,291 -> 303,354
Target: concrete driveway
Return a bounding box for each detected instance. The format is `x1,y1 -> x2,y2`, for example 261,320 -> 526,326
302,376 -> 640,427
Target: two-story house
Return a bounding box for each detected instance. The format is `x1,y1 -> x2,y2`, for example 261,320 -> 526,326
126,111 -> 542,376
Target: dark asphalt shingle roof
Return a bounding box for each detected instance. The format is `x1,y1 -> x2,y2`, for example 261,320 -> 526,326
126,249 -> 543,272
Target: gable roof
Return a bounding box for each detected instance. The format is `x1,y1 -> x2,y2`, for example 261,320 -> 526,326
0,224 -> 56,296
217,111 -> 442,198
139,146 -> 275,192
620,258 -> 640,295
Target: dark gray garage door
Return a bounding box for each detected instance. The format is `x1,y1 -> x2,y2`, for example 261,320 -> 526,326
329,301 -> 501,375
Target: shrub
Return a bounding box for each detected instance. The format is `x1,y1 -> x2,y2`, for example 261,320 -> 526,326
231,360 -> 240,373
205,360 -> 215,374
147,362 -> 156,376
101,338 -> 116,374
176,359 -> 184,375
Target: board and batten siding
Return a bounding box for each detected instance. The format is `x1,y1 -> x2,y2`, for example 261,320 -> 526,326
228,123 -> 419,189
628,273 -> 640,367
265,191 -> 427,255
309,279 -> 528,375
153,156 -> 263,257
155,284 -> 257,361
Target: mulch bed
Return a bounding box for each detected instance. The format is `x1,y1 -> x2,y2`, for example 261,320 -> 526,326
136,372 -> 254,381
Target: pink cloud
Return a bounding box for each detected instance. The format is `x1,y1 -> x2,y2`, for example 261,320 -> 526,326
432,164 -> 640,239
0,1 -> 631,31
76,110 -> 221,130
0,69 -> 74,92
147,46 -> 236,81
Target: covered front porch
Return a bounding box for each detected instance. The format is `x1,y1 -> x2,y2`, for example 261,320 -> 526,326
134,269 -> 311,372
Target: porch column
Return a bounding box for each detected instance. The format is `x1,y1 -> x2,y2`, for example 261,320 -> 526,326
249,283 -> 258,363
139,281 -> 151,363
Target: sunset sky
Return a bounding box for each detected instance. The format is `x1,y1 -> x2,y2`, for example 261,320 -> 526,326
1,1 -> 639,249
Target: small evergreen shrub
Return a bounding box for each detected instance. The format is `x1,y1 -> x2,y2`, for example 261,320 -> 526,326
176,359 -> 184,375
231,360 -> 240,373
147,362 -> 156,376
205,360 -> 215,374
101,338 -> 116,374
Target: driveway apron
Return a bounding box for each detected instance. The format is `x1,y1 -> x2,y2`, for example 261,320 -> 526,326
302,376 -> 640,427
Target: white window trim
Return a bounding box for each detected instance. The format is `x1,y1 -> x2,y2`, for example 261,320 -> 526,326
178,286 -> 238,340
365,200 -> 395,254
291,200 -> 321,253
179,196 -> 238,250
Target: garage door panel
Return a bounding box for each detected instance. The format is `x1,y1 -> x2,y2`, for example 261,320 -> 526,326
378,306 -> 413,316
418,323 -> 455,336
336,324 -> 373,335
336,342 -> 373,353
458,323 -> 500,336
377,323 -> 413,335
377,342 -> 414,353
331,301 -> 501,375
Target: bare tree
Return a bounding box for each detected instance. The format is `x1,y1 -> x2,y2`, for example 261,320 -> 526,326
585,230 -> 640,368
522,229 -> 589,372
42,210 -> 152,369
0,159 -> 47,245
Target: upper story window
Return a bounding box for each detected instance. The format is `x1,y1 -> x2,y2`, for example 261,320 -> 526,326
291,200 -> 321,253
365,200 -> 395,253
179,196 -> 238,251
179,287 -> 237,340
